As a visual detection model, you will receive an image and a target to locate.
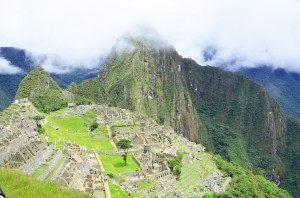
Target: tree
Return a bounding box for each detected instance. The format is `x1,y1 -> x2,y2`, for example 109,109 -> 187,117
116,139 -> 132,166
33,115 -> 45,134
89,121 -> 99,131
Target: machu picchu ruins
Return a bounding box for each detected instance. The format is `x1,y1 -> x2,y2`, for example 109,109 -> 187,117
0,99 -> 232,197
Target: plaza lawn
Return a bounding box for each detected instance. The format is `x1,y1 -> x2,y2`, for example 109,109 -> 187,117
44,115 -> 115,151
99,154 -> 141,175
48,116 -> 86,131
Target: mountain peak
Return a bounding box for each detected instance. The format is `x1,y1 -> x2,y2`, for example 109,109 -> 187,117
15,67 -> 67,113
112,25 -> 173,55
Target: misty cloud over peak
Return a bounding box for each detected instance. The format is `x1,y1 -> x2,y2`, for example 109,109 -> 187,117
0,0 -> 299,73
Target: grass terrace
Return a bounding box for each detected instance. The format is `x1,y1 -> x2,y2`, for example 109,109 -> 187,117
43,114 -> 115,151
99,154 -> 141,175
138,182 -> 156,189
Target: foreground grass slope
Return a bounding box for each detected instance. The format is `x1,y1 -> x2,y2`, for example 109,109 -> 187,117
0,168 -> 88,198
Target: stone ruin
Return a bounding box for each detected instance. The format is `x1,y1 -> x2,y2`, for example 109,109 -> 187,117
51,142 -> 110,198
0,104 -> 110,198
108,117 -> 184,197
0,102 -> 231,198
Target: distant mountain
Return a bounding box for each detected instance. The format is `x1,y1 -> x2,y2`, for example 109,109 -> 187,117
15,67 -> 68,113
0,47 -> 99,111
236,66 -> 300,120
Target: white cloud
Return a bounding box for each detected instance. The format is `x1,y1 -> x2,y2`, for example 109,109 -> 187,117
0,58 -> 22,74
0,0 -> 300,72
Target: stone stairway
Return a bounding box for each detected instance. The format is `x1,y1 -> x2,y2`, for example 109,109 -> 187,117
38,149 -> 63,180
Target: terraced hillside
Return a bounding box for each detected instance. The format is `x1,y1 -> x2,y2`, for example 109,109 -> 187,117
0,99 -> 291,197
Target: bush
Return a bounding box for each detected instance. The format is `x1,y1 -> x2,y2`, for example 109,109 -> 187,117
107,173 -> 114,178
37,125 -> 45,134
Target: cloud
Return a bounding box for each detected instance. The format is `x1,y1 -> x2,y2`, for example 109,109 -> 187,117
0,58 -> 23,74
0,0 -> 300,72
26,53 -> 102,74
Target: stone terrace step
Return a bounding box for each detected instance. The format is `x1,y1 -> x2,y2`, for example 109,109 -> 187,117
38,149 -> 63,180
0,134 -> 28,164
22,144 -> 55,175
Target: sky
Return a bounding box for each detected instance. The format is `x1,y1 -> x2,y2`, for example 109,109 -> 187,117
0,0 -> 300,74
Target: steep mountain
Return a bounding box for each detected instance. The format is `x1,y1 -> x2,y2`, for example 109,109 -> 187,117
0,47 -> 99,111
236,66 -> 300,120
74,37 -> 201,141
71,36 -> 300,197
15,67 -> 67,113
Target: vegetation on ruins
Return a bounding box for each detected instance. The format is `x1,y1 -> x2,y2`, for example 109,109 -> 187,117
33,115 -> 45,121
117,139 -> 133,166
166,152 -> 183,179
33,114 -> 45,134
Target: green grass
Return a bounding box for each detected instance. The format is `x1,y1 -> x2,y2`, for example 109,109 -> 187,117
0,168 -> 89,198
44,158 -> 65,182
32,164 -> 48,178
44,115 -> 115,151
49,116 -> 86,131
138,182 -> 156,189
99,154 -> 141,175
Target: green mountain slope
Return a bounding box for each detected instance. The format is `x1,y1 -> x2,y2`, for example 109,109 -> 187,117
15,67 -> 67,113
181,62 -> 286,173
75,37 -> 201,141
0,86 -> 11,111
70,36 -> 300,197
236,67 -> 300,120
281,117 -> 300,196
